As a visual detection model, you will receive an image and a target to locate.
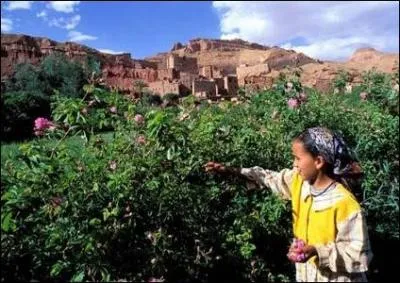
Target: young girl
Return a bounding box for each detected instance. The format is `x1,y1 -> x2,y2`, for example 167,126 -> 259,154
204,127 -> 372,282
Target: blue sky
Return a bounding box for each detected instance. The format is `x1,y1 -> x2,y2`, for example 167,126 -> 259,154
1,1 -> 399,60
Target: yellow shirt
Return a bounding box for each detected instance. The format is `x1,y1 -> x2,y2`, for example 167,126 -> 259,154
240,167 -> 373,282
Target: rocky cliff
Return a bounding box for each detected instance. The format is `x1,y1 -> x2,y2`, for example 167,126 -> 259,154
1,33 -> 159,93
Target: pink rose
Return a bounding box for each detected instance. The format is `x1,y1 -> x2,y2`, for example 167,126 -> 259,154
359,92 -> 368,101
109,160 -> 117,171
110,106 -> 117,114
287,98 -> 299,109
33,117 -> 56,134
34,117 -> 52,130
288,238 -> 308,262
134,114 -> 144,124
136,135 -> 146,145
298,92 -> 307,102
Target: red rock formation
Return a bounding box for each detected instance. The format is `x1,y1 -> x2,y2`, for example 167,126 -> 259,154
1,33 -> 158,93
2,34 -> 398,94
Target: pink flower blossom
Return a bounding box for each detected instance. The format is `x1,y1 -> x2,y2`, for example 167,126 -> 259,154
136,135 -> 146,145
359,92 -> 368,101
288,238 -> 307,262
287,98 -> 299,109
298,92 -> 307,102
109,160 -> 117,171
134,114 -> 144,124
110,106 -> 117,114
34,117 -> 53,131
33,117 -> 56,135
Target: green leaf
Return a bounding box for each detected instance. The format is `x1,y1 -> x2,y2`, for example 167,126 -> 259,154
92,182 -> 99,192
50,262 -> 64,277
1,212 -> 12,232
89,218 -> 101,226
71,270 -> 85,282
167,147 -> 174,160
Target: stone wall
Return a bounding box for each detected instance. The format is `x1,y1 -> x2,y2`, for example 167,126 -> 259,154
200,65 -> 213,78
157,68 -> 179,81
148,80 -> 180,96
192,80 -> 217,98
236,63 -> 270,86
214,78 -> 226,95
166,54 -> 198,74
224,75 -> 239,96
179,72 -> 199,92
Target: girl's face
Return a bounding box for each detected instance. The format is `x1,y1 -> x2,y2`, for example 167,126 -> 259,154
292,140 -> 323,183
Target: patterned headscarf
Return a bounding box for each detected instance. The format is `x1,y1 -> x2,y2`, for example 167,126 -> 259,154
305,127 -> 362,177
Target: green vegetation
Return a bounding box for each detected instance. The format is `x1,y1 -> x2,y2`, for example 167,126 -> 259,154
1,69 -> 398,282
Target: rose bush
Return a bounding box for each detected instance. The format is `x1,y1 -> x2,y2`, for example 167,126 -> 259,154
1,72 -> 398,282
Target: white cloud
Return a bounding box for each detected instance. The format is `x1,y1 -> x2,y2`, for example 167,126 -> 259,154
36,10 -> 47,19
47,1 -> 80,13
212,1 -> 399,60
1,17 -> 13,32
5,1 -> 33,10
281,36 -> 392,61
67,30 -> 97,42
98,49 -> 125,55
48,15 -> 81,30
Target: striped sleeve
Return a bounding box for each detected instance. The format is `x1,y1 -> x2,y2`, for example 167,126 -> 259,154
239,167 -> 294,199
315,208 -> 373,273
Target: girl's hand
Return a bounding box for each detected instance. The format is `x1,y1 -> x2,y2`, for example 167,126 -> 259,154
204,161 -> 227,173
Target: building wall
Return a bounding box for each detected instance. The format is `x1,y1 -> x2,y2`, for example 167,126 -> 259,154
224,75 -> 239,96
236,63 -> 270,86
243,76 -> 274,90
214,78 -> 226,96
180,72 -> 199,90
192,80 -> 217,98
167,54 -> 198,74
157,68 -> 178,81
148,80 -> 180,97
200,65 -> 213,78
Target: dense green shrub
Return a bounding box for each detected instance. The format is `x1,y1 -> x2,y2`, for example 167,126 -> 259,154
1,74 -> 398,282
1,54 -> 99,142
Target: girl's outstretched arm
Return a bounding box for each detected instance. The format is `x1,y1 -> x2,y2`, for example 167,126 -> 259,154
204,162 -> 295,199
240,166 -> 295,199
